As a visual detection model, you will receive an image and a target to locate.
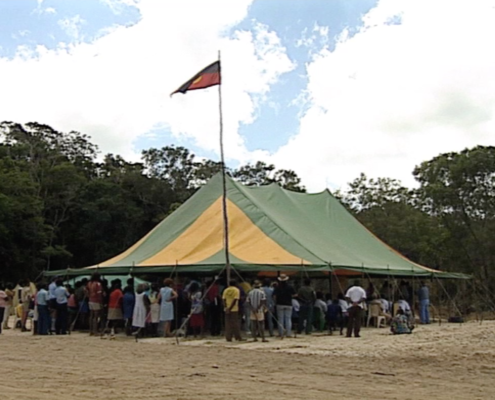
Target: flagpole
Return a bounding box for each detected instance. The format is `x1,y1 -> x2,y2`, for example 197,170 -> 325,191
218,50 -> 231,284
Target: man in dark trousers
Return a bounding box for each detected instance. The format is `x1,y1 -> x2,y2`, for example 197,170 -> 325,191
345,280 -> 366,338
222,280 -> 243,342
297,279 -> 316,335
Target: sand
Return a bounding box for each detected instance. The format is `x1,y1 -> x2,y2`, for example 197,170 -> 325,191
1,320 -> 494,400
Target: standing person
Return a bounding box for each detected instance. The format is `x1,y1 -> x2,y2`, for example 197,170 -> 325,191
0,285 -> 9,334
67,286 -> 78,331
158,278 -> 178,337
417,281 -> 430,324
205,279 -> 222,336
132,284 -> 150,337
273,274 -> 296,338
2,283 -> 14,330
222,280 -> 243,342
345,280 -> 366,338
262,280 -> 275,337
189,282 -> 205,338
313,291 -> 327,332
48,277 -> 58,333
20,280 -> 33,332
54,278 -> 69,335
238,280 -> 252,333
326,298 -> 343,335
74,279 -> 89,330
337,292 -> 349,328
107,279 -> 124,339
122,285 -> 135,336
148,283 -> 160,337
296,279 -> 316,335
100,279 -> 110,334
36,283 -> 50,335
247,280 -> 267,342
86,273 -> 103,336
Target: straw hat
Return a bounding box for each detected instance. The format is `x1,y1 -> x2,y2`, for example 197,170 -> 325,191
278,274 -> 289,282
253,280 -> 262,288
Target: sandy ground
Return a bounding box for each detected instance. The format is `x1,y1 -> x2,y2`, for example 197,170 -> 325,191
1,320 -> 495,400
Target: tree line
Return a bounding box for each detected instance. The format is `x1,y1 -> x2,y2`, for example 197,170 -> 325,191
0,122 -> 305,282
1,122 -> 494,293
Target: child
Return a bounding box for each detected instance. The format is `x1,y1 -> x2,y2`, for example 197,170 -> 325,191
107,280 -> 124,339
326,299 -> 343,335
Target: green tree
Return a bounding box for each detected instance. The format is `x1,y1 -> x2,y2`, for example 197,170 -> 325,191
413,146 -> 495,279
337,174 -> 450,269
142,145 -> 196,202
0,155 -> 48,281
233,161 -> 306,192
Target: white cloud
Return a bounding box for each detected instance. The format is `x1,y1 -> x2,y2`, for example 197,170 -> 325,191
33,0 -> 57,15
271,0 -> 495,191
0,0 -> 294,164
295,23 -> 330,51
58,15 -> 86,41
100,0 -> 140,15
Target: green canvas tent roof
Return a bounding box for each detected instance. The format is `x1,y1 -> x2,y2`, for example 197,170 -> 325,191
46,173 -> 468,279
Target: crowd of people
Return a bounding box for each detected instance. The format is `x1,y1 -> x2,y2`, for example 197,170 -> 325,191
0,274 -> 430,339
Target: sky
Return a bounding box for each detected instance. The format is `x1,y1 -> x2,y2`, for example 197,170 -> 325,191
0,0 -> 494,192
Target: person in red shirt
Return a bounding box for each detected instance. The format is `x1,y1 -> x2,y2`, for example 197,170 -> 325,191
105,279 -> 123,339
86,273 -> 103,336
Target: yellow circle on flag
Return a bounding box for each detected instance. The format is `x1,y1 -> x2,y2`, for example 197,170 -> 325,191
192,76 -> 203,84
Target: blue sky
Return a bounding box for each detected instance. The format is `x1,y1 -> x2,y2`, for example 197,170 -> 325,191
0,0 -> 493,190
0,1 -> 139,54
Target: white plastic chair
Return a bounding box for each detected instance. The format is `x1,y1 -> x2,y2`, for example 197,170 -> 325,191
367,303 -> 386,328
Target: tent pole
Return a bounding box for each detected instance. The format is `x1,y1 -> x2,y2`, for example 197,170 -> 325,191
218,50 -> 231,284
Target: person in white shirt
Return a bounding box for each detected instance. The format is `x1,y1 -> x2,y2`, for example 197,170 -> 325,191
345,281 -> 367,338
398,298 -> 413,324
379,296 -> 391,315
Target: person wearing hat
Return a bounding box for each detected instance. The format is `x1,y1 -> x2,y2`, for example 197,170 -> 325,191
247,280 -> 267,342
273,274 -> 296,337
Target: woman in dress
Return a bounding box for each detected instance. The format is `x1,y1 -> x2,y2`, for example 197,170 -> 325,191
132,284 -> 150,338
157,278 -> 177,337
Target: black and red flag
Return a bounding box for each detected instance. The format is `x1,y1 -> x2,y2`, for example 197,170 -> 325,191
171,60 -> 221,96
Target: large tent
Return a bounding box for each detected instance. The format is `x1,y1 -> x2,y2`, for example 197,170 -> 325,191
47,173 -> 467,278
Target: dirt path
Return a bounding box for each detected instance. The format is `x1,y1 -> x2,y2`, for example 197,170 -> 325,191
1,321 -> 494,399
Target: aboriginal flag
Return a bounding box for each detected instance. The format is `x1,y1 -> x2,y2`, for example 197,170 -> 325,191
171,61 -> 221,96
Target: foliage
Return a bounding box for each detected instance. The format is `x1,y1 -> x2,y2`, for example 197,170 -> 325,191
0,122 -> 305,282
1,121 -> 493,293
